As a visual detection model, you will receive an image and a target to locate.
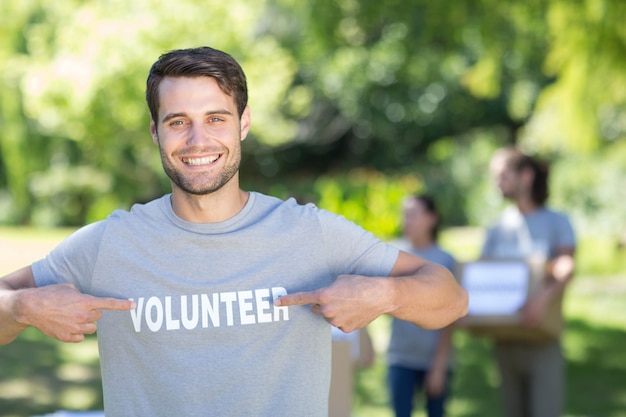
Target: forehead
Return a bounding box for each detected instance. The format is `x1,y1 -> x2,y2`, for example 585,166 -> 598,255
157,76 -> 235,115
403,198 -> 426,212
490,154 -> 512,174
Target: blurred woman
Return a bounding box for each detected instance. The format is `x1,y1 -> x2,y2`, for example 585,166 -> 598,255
387,195 -> 457,417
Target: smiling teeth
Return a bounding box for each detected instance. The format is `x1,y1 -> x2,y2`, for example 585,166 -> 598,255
183,156 -> 218,166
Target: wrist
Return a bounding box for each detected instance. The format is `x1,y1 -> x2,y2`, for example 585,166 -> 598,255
380,276 -> 401,316
9,289 -> 32,328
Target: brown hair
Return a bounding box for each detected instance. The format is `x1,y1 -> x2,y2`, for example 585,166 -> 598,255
145,46 -> 248,123
495,146 -> 549,206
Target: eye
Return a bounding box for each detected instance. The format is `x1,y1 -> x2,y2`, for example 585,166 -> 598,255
208,116 -> 224,123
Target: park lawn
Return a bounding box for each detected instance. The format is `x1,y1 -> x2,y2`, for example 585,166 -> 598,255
351,273 -> 626,417
0,227 -> 625,417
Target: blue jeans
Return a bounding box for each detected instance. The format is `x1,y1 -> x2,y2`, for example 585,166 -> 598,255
388,365 -> 452,417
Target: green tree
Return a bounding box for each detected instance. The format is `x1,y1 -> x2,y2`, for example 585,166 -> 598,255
0,0 -> 295,225
0,0 -> 624,234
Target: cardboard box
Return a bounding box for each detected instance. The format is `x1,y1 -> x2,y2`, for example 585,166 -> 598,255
329,329 -> 373,417
329,340 -> 353,417
456,258 -> 563,342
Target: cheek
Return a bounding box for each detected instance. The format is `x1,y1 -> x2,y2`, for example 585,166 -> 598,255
495,174 -> 509,188
405,218 -> 425,232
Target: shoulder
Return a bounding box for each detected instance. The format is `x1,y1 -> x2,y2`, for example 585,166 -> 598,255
251,192 -> 344,223
388,238 -> 411,252
487,206 -> 521,230
537,207 -> 574,228
105,195 -> 169,224
541,207 -> 570,220
432,245 -> 457,269
55,219 -> 109,249
436,245 -> 456,261
250,192 -> 320,219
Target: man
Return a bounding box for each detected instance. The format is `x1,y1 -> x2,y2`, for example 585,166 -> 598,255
0,47 -> 467,417
482,146 -> 576,417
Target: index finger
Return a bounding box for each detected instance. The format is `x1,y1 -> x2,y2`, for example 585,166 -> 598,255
88,296 -> 136,311
274,291 -> 320,307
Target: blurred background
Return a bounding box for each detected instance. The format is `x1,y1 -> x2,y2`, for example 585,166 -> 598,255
0,0 -> 625,416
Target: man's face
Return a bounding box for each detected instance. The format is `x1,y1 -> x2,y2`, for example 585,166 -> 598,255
150,76 -> 250,196
490,156 -> 526,200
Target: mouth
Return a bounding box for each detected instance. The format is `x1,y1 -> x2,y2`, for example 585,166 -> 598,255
181,154 -> 221,166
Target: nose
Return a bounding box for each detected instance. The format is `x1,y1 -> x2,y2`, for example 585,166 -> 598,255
187,123 -> 213,147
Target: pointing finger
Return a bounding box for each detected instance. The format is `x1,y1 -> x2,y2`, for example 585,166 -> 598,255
274,291 -> 320,307
89,296 -> 136,312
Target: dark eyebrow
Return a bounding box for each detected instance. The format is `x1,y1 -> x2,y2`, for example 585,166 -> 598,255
161,109 -> 234,124
161,113 -> 187,124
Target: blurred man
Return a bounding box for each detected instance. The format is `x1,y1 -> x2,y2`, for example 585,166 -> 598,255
482,146 -> 576,417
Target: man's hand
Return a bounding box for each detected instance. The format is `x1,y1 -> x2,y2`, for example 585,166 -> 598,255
520,291 -> 550,327
13,283 -> 134,343
275,251 -> 467,332
522,251 -> 575,327
274,275 -> 390,333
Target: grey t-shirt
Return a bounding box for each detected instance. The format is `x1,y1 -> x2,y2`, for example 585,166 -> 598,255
32,192 -> 399,417
386,242 -> 456,370
481,206 -> 576,260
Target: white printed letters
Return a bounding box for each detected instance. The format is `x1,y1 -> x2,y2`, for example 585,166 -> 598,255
130,287 -> 289,332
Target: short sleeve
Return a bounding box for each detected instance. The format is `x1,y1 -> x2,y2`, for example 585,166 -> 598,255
31,220 -> 107,293
316,208 -> 399,278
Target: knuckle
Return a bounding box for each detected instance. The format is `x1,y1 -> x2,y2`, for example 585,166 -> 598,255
317,289 -> 331,304
75,311 -> 90,322
58,333 -> 74,343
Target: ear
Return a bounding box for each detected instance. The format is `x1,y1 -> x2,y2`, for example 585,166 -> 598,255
239,106 -> 251,141
150,120 -> 159,145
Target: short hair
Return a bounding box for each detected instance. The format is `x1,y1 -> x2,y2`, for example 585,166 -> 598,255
494,146 -> 549,206
146,46 -> 248,123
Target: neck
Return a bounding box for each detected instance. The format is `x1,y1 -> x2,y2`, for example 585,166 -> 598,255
170,183 -> 249,223
409,235 -> 434,249
515,195 -> 540,214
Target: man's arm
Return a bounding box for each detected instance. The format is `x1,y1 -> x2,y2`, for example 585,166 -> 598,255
275,250 -> 468,333
0,266 -> 135,345
522,247 -> 575,326
0,267 -> 36,344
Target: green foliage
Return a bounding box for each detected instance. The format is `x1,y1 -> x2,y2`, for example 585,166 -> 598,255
550,140 -> 626,244
520,0 -> 626,153
0,0 -> 624,240
313,169 -> 422,239
247,169 -> 422,240
0,0 -> 294,225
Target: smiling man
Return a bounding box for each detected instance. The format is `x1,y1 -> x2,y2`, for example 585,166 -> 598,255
0,46 -> 467,417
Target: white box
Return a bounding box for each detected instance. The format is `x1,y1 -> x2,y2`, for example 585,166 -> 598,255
457,259 -> 563,341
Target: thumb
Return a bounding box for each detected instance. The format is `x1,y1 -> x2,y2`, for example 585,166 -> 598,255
274,290 -> 320,307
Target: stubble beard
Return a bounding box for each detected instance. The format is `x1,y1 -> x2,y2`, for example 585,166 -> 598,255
158,140 -> 242,196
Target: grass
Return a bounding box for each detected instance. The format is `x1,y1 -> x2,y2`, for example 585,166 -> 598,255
350,273 -> 626,417
1,227 -> 625,417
